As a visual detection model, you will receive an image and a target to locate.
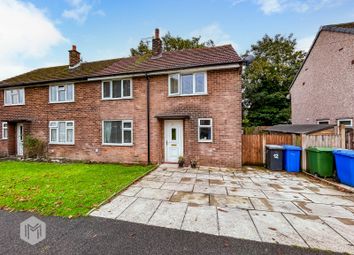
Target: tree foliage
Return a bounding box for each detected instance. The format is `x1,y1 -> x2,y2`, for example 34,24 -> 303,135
130,32 -> 214,56
242,34 -> 306,127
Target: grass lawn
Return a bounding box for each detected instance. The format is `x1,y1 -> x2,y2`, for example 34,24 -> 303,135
0,161 -> 154,217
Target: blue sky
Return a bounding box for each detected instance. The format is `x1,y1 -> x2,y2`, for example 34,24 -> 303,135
0,0 -> 353,79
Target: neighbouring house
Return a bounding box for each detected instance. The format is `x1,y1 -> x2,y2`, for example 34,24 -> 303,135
290,22 -> 354,130
0,29 -> 242,168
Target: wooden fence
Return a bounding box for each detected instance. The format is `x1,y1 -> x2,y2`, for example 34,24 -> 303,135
242,131 -> 345,168
242,134 -> 293,165
300,134 -> 345,170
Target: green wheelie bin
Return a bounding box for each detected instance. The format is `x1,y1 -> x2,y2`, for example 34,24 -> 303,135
306,147 -> 334,177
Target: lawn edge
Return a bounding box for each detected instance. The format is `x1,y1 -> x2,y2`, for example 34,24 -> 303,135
86,164 -> 159,216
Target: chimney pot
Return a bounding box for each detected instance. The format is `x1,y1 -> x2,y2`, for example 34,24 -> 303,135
155,28 -> 160,39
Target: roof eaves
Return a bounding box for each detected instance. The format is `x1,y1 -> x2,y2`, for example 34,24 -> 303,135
89,61 -> 242,81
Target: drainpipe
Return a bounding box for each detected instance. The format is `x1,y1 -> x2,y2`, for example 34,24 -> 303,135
145,73 -> 151,164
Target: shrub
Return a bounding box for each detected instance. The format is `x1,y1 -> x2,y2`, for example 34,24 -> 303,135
24,135 -> 47,159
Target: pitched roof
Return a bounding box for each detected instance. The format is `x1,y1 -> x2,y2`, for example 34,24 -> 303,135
0,45 -> 241,88
266,124 -> 335,134
290,21 -> 354,90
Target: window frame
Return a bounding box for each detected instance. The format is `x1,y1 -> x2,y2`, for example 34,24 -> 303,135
102,120 -> 133,146
49,121 -> 75,145
168,72 -> 207,96
4,88 -> 25,106
49,84 -> 75,103
198,118 -> 213,143
101,79 -> 133,100
337,118 -> 353,128
316,119 -> 330,125
2,122 -> 8,140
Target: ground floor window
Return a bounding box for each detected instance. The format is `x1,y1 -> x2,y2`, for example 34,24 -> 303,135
337,118 -> 353,128
49,121 -> 74,144
2,122 -> 8,139
103,120 -> 133,145
317,119 -> 330,125
198,118 -> 212,142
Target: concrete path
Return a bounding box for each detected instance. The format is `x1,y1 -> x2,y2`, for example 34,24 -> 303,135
0,210 -> 336,255
91,164 -> 354,254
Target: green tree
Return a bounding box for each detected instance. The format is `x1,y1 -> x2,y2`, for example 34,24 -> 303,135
130,32 -> 214,56
242,34 -> 306,127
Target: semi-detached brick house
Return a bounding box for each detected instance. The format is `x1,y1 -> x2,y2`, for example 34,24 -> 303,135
0,29 -> 242,168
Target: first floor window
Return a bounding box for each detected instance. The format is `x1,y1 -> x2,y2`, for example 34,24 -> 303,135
198,118 -> 212,142
49,121 -> 74,144
4,88 -> 25,105
49,84 -> 74,103
103,120 -> 132,145
2,122 -> 8,139
168,72 -> 207,96
102,79 -> 132,99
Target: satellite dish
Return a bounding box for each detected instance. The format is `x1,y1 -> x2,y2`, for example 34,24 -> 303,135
243,55 -> 255,66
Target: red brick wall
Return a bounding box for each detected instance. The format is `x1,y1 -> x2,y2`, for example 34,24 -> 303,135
0,68 -> 242,168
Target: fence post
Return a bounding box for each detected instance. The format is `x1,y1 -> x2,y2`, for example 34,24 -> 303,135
262,134 -> 266,165
301,134 -> 307,171
340,125 -> 346,149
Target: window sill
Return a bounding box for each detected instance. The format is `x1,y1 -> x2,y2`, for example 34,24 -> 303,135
101,97 -> 133,101
102,143 -> 133,147
4,104 -> 25,107
168,93 -> 208,98
49,143 -> 75,146
1,138 -> 8,140
198,140 -> 213,143
49,101 -> 75,104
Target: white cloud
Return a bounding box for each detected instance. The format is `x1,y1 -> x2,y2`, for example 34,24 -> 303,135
62,0 -> 92,24
297,35 -> 315,52
191,24 -> 238,50
257,0 -> 282,14
0,0 -> 66,80
233,0 -> 346,15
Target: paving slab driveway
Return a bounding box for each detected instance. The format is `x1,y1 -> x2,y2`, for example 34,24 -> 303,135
91,164 -> 354,254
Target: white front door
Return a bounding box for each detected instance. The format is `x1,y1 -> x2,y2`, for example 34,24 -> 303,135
164,120 -> 183,162
17,123 -> 24,156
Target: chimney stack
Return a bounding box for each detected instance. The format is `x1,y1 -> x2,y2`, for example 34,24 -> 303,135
69,45 -> 81,68
152,28 -> 162,57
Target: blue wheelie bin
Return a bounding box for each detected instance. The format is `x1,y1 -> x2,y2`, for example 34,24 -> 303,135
283,145 -> 302,172
333,150 -> 354,187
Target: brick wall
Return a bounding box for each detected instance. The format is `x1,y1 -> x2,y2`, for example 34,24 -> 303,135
0,68 -> 242,168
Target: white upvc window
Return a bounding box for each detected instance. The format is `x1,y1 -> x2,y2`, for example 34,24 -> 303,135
49,121 -> 75,145
102,79 -> 133,100
168,72 -> 207,96
49,84 -> 74,103
2,122 -> 8,139
4,88 -> 25,106
337,118 -> 353,128
198,118 -> 213,142
102,120 -> 133,146
317,119 -> 330,125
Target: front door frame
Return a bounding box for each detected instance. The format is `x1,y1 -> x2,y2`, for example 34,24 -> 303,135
164,120 -> 184,163
16,123 -> 24,156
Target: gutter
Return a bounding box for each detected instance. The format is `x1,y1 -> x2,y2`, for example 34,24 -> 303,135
145,73 -> 151,164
